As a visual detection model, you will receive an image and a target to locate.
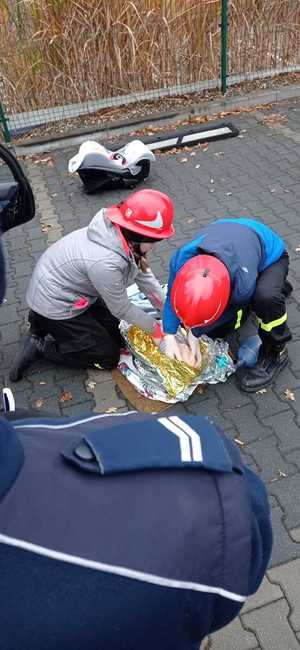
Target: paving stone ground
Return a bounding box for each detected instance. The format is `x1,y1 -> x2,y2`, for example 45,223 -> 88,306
1,96 -> 300,648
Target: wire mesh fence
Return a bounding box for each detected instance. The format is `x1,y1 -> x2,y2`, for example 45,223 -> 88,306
0,0 -> 300,141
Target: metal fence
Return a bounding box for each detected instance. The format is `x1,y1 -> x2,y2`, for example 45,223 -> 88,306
1,0 -> 300,142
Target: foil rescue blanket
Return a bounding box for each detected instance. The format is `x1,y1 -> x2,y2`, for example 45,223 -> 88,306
118,322 -> 235,404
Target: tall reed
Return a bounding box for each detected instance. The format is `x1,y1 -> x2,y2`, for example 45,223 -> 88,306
0,0 -> 299,114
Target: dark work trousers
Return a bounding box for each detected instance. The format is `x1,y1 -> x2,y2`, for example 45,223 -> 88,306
200,253 -> 292,350
251,251 -> 292,350
29,299 -> 124,370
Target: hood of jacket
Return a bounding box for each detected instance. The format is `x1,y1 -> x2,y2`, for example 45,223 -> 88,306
87,208 -> 130,260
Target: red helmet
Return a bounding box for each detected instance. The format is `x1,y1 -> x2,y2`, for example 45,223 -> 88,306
171,255 -> 231,329
106,189 -> 175,240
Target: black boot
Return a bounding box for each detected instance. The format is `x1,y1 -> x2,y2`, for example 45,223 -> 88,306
10,333 -> 44,382
239,346 -> 288,393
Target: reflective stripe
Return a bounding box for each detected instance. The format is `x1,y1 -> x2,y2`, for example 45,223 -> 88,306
257,312 -> 287,332
234,309 -> 243,330
0,533 -> 247,602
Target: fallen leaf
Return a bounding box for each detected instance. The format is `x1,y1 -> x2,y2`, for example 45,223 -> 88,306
105,406 -> 118,413
255,388 -> 268,394
60,391 -> 73,403
35,398 -> 45,408
195,385 -> 205,394
34,156 -> 52,165
263,113 -> 287,125
283,388 -> 295,401
234,438 -> 246,447
278,469 -> 287,478
41,223 -> 53,232
86,381 -> 96,390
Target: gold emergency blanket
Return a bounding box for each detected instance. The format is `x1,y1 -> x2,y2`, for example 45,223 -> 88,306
120,285 -> 235,403
127,326 -> 209,399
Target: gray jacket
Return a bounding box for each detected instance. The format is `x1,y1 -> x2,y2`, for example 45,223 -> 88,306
26,209 -> 164,332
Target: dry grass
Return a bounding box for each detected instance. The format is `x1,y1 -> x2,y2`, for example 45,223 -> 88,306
0,0 -> 299,115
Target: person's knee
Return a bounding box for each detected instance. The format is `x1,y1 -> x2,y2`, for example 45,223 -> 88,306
252,288 -> 283,317
96,346 -> 120,370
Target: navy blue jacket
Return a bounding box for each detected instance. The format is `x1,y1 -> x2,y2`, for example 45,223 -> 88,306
163,218 -> 285,335
0,412 -> 272,650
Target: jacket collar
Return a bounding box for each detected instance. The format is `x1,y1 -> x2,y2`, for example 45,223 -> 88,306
114,223 -> 130,257
0,417 -> 24,500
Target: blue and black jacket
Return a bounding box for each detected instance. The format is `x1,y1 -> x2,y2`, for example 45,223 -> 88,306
0,411 -> 272,650
163,218 -> 285,335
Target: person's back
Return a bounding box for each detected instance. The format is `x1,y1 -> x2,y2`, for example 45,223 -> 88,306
0,411 -> 272,650
26,210 -> 131,321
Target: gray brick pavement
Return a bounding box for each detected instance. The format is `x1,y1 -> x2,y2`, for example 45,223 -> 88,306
1,97 -> 300,647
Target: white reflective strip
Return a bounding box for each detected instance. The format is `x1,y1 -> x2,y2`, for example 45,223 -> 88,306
169,416 -> 203,462
159,417 -> 192,462
136,211 -> 163,229
14,411 -> 137,431
2,388 -> 15,413
181,127 -> 232,143
0,533 -> 246,603
148,138 -> 178,150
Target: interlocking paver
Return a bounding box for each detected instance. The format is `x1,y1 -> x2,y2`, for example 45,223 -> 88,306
264,411 -> 300,454
270,475 -> 300,530
268,559 -> 300,632
92,379 -> 127,413
2,95 -> 300,647
220,403 -> 274,445
242,599 -> 299,650
289,528 -> 300,543
242,576 -> 283,614
209,616 -> 258,650
242,435 -> 296,482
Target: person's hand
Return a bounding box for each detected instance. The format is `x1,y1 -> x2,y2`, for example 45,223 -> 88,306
186,330 -> 202,369
159,334 -> 182,360
160,331 -> 202,368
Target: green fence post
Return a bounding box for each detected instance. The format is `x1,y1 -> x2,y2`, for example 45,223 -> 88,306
0,102 -> 11,143
221,0 -> 228,94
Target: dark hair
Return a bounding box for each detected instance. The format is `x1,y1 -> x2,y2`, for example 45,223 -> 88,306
121,227 -> 162,244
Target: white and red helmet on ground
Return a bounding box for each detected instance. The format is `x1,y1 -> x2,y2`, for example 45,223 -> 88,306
106,189 -> 175,240
171,255 -> 231,329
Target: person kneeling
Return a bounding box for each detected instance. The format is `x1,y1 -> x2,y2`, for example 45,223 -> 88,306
10,189 -> 175,381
